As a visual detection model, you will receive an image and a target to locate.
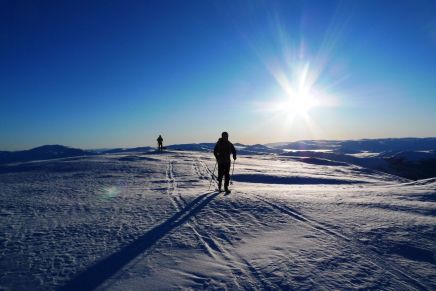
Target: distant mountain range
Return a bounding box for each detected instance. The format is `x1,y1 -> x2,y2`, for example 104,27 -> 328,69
0,145 -> 93,165
1,138 -> 435,180
0,145 -> 158,164
267,137 -> 436,153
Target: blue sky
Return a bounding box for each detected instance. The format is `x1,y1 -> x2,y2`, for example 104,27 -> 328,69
1,0 -> 435,150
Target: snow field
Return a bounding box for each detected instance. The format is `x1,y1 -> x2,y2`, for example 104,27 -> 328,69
0,151 -> 435,290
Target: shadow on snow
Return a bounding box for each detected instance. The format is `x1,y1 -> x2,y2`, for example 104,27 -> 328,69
232,174 -> 366,185
59,191 -> 220,291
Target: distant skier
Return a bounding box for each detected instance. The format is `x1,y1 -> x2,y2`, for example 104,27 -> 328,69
157,135 -> 164,152
214,132 -> 237,193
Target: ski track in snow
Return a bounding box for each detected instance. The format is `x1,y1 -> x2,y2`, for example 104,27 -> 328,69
248,193 -> 431,290
0,151 -> 435,290
168,159 -> 274,290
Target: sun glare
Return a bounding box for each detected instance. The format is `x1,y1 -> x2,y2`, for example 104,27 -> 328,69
252,15 -> 345,136
288,93 -> 316,114
280,64 -> 320,116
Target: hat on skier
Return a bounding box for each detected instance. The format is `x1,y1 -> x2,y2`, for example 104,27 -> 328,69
221,132 -> 229,138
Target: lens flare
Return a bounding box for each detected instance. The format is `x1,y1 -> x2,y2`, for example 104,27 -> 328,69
100,186 -> 121,200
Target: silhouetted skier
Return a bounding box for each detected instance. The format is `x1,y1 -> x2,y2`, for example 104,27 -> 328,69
157,135 -> 163,152
214,132 -> 237,193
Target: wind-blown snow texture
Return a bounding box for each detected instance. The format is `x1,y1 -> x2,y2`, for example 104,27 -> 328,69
1,149 -> 435,290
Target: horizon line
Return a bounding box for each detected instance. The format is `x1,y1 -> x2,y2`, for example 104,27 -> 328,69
2,136 -> 436,152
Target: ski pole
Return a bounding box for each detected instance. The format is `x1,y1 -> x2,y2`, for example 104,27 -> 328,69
230,159 -> 235,185
208,161 -> 217,191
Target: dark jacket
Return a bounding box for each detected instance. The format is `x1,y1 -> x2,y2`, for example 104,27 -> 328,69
214,138 -> 236,163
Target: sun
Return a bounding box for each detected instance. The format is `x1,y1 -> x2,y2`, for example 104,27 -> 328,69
281,64 -> 319,116
286,91 -> 317,115
260,63 -> 323,119
250,14 -> 345,137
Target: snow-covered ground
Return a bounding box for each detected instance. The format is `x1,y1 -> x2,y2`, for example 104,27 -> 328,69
1,150 -> 435,290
